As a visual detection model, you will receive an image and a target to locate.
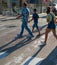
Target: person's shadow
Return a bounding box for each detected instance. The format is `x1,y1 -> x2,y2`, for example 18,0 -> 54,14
23,43 -> 45,65
0,24 -> 47,50
0,32 -> 45,59
0,35 -> 27,50
0,24 -> 47,59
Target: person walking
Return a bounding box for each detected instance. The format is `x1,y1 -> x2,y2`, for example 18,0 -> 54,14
29,8 -> 40,36
16,2 -> 34,38
45,6 -> 57,44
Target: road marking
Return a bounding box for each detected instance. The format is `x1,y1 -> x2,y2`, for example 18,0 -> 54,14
0,28 -> 18,37
21,57 -> 44,65
0,51 -> 8,59
0,52 -> 6,55
5,53 -> 24,65
32,35 -> 45,48
32,31 -> 54,48
0,27 -> 6,31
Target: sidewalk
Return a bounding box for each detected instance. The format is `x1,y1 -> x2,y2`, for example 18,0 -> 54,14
0,15 -> 16,21
0,13 -> 47,21
0,13 -> 57,21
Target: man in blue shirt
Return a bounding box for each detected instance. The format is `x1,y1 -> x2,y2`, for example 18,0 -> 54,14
16,2 -> 34,38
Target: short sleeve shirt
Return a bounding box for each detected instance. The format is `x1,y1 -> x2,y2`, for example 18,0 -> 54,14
33,13 -> 39,22
47,14 -> 52,22
47,12 -> 55,22
22,7 -> 29,23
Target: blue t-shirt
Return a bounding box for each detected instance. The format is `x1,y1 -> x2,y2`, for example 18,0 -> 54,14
22,7 -> 29,23
33,13 -> 39,23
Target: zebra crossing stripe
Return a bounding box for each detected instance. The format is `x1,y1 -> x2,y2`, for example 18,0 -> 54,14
0,52 -> 6,55
21,57 -> 44,65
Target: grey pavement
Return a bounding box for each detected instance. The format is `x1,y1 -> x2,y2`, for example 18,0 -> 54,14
0,14 -> 57,65
0,13 -> 47,20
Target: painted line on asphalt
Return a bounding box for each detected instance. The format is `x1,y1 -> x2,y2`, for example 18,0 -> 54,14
5,53 -> 25,65
32,31 -> 53,48
21,57 -> 44,65
32,34 -> 45,48
0,51 -> 8,59
0,52 -> 6,55
0,28 -> 18,37
0,27 -> 6,31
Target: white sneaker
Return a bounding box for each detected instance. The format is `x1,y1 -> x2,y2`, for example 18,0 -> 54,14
41,41 -> 46,45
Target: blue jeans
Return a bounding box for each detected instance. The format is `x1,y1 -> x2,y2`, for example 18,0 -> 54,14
19,23 -> 33,36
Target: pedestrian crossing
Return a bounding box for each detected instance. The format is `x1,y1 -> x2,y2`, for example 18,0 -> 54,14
21,57 -> 44,65
2,34 -> 46,65
0,30 -> 53,65
5,56 -> 44,65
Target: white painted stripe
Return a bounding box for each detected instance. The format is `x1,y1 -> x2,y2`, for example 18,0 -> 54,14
29,57 -> 43,65
0,27 -> 6,31
0,28 -> 18,37
21,57 -> 44,65
32,31 -> 53,48
0,52 -> 6,55
32,34 -> 45,48
13,54 -> 24,64
5,53 -> 25,65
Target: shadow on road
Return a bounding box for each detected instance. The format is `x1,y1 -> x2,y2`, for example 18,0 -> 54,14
0,24 -> 47,50
0,35 -> 26,50
23,44 -> 45,65
23,46 -> 57,65
0,32 -> 45,59
0,24 -> 47,59
0,18 -> 16,22
39,46 -> 57,65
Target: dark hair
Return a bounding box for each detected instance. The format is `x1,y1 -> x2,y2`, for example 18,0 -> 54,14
23,2 -> 27,7
46,7 -> 50,14
34,8 -> 37,12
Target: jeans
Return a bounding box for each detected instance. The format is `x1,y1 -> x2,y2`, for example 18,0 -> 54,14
19,22 -> 33,36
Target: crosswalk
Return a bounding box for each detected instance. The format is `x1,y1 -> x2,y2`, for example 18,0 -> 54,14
0,33 -> 46,65
4,55 -> 44,65
21,57 -> 44,65
0,30 -> 53,64
0,18 -> 57,65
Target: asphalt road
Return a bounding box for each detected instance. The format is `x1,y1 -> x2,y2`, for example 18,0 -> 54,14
0,15 -> 57,65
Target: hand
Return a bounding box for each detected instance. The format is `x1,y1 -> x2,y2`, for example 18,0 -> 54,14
16,16 -> 20,19
16,14 -> 22,19
16,17 -> 19,19
28,21 -> 30,23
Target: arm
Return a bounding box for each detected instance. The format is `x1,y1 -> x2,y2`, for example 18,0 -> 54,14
16,14 -> 22,19
28,14 -> 34,23
46,14 -> 52,23
28,18 -> 34,23
54,17 -> 57,24
47,19 -> 50,23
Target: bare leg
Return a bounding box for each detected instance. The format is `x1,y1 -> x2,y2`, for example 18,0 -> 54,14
45,28 -> 50,43
32,27 -> 34,32
52,29 -> 57,39
38,28 -> 40,35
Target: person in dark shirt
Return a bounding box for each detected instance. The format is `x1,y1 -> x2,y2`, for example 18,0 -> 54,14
29,8 -> 40,36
